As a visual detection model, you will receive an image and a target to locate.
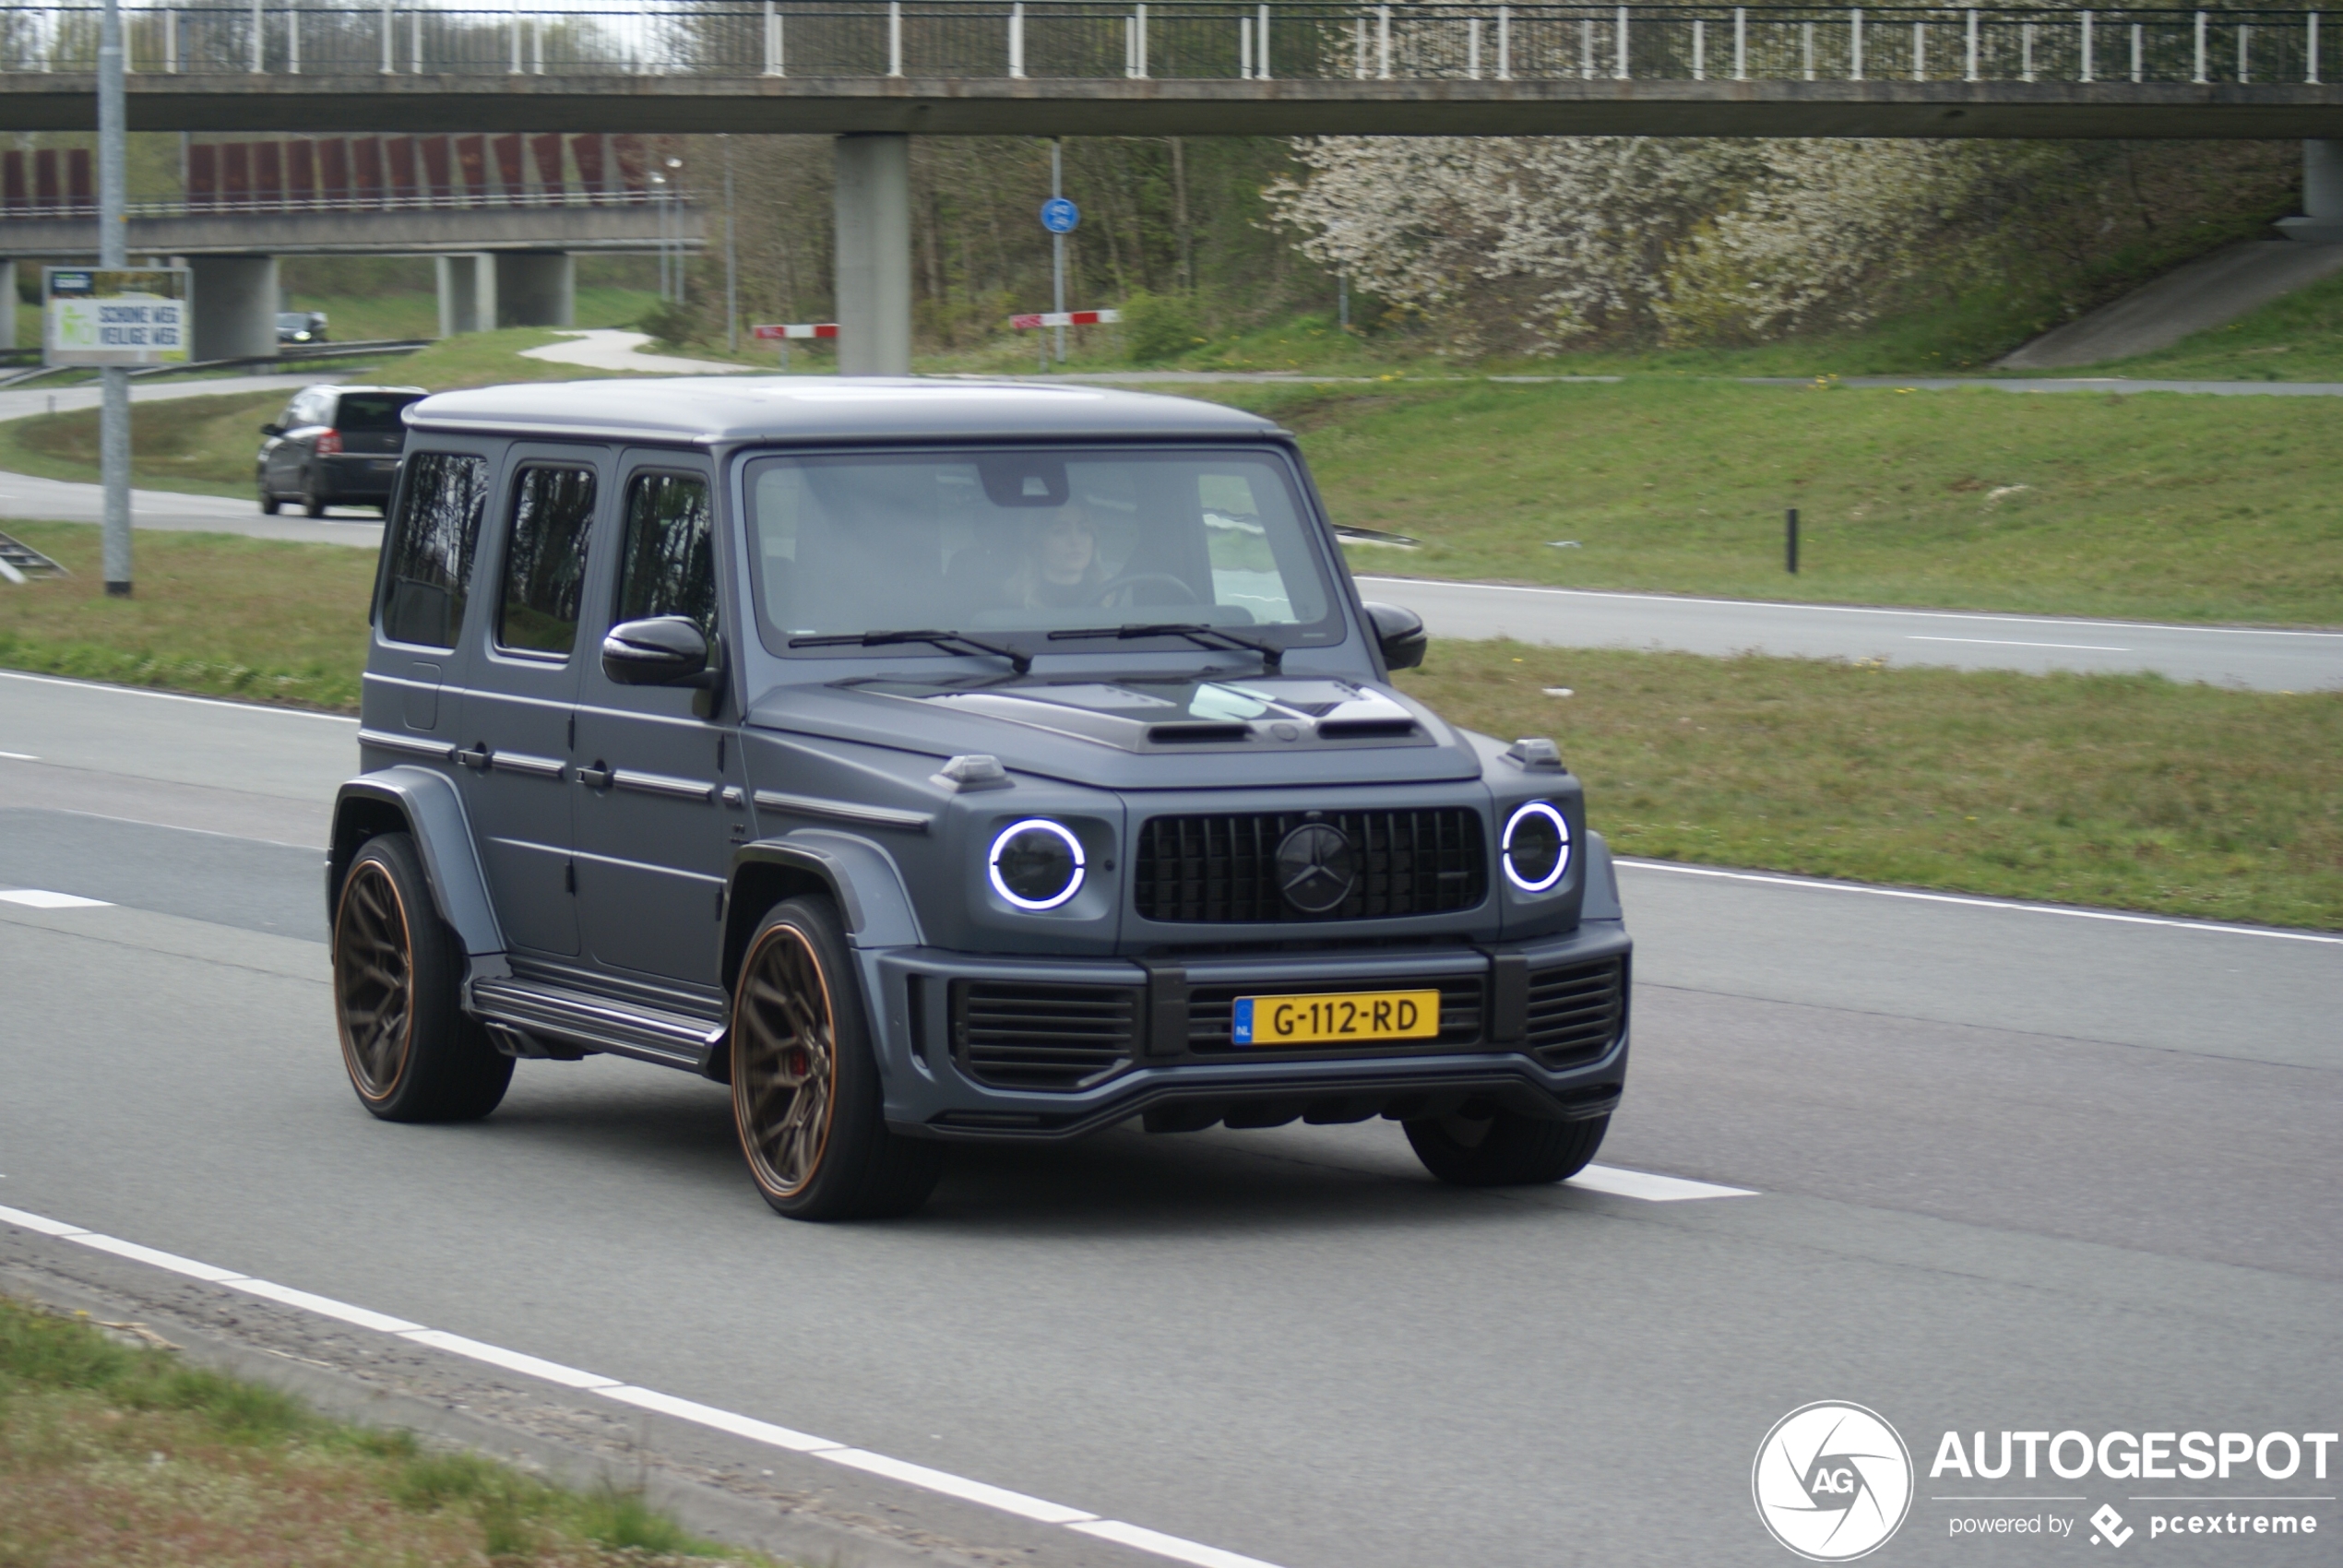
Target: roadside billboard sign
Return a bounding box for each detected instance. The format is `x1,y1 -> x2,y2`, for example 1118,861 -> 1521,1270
43,267 -> 191,368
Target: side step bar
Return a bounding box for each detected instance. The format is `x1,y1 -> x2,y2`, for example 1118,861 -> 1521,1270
470,977 -> 724,1075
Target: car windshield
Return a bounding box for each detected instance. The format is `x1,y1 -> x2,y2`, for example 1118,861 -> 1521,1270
742,447 -> 1339,659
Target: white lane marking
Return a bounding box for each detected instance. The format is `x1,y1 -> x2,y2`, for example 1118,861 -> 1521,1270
819,1449 -> 1099,1524
397,1329 -> 622,1391
0,750 -> 37,760
68,1232 -> 246,1283
226,1277 -> 422,1335
596,1384 -> 840,1454
1615,860 -> 2343,946
1907,635 -> 2131,651
1571,1164 -> 1757,1202
0,889 -> 112,909
0,1201 -> 88,1237
1071,1519 -> 1292,1568
1353,576 -> 2343,640
0,667 -> 360,722
0,1199 -> 1528,1568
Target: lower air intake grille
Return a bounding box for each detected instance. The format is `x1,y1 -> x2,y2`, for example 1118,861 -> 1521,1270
1134,809 -> 1486,923
951,980 -> 1139,1092
1186,978 -> 1485,1052
1526,958 -> 1625,1066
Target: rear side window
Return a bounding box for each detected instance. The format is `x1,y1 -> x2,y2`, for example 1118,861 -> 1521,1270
497,465 -> 597,656
337,393 -> 419,433
379,451 -> 489,649
614,472 -> 716,638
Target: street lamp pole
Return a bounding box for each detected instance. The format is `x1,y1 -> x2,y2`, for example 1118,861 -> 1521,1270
98,0 -> 130,595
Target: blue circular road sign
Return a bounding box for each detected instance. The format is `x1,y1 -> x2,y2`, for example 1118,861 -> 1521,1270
1040,197 -> 1081,234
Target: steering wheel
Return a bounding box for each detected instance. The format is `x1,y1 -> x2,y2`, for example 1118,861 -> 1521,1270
1099,572 -> 1201,609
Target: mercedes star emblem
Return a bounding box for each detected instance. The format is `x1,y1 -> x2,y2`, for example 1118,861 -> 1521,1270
1275,822 -> 1359,914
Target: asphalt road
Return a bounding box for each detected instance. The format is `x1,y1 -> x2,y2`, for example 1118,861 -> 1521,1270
1360,576 -> 2343,691
1,670 -> 2337,1568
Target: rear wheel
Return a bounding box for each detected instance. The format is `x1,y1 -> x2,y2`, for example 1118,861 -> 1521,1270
302,473 -> 329,518
332,831 -> 512,1123
731,897 -> 943,1220
1405,1109 -> 1608,1187
257,488 -> 279,516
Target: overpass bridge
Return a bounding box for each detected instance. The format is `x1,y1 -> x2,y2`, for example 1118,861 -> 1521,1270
1,2 -> 2335,367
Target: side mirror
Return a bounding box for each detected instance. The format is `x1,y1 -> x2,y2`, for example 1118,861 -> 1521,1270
259,422 -> 283,437
1362,601 -> 1427,671
602,616 -> 721,688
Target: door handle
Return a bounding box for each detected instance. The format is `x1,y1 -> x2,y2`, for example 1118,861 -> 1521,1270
577,763 -> 613,790
451,744 -> 491,770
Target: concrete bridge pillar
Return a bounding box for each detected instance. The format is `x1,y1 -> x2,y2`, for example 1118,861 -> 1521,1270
833,134 -> 911,376
0,260 -> 15,350
188,255 -> 279,361
436,253 -> 496,337
494,252 -> 574,328
2281,141 -> 2343,243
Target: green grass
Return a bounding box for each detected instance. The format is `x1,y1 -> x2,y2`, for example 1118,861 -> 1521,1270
1399,641 -> 2343,932
0,1293 -> 779,1566
2068,269 -> 2343,383
1187,377 -> 2343,625
0,522 -> 372,708
0,526 -> 2332,926
0,392 -> 285,497
278,286 -> 661,343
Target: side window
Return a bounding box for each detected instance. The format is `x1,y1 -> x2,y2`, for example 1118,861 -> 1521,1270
275,396 -> 305,430
496,465 -> 597,656
614,471 -> 716,638
292,390 -> 331,428
378,451 -> 489,650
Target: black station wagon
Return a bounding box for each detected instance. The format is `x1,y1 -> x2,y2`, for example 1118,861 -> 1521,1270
329,379 -> 1632,1219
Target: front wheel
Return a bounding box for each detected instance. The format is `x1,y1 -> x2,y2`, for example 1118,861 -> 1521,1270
332,831 -> 512,1123
731,897 -> 943,1220
1405,1110 -> 1608,1187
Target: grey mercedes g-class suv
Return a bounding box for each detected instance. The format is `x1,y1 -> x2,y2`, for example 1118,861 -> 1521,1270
329,378 -> 1631,1220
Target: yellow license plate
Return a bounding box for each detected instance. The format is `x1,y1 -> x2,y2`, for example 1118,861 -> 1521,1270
1231,989 -> 1441,1047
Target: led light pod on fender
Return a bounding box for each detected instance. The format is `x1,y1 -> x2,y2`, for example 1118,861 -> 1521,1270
988,818 -> 1086,911
1502,801 -> 1571,893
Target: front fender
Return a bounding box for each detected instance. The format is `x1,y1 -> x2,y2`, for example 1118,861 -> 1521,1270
329,767 -> 505,958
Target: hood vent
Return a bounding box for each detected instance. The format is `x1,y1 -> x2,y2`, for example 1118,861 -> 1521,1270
1148,721 -> 1251,744
1315,718 -> 1419,741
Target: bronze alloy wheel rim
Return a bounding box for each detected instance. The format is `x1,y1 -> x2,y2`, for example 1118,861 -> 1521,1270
733,925 -> 838,1198
334,861 -> 414,1100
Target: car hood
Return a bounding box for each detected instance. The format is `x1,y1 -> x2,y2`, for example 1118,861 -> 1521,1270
744,672 -> 1486,790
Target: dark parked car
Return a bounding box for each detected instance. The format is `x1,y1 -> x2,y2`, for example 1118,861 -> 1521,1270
328,379 -> 1632,1220
277,310 -> 328,345
256,384 -> 425,517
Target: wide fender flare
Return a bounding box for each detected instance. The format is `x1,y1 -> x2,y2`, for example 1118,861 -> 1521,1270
331,767 -> 505,957
1580,829 -> 1623,922
729,827 -> 925,958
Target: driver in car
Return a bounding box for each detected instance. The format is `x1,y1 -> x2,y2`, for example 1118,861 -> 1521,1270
1005,499 -> 1111,610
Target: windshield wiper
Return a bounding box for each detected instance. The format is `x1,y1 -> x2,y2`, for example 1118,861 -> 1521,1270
789,628 -> 1031,675
1046,623 -> 1283,675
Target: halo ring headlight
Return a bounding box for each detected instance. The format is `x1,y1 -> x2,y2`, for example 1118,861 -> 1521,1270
1501,801 -> 1571,894
988,818 -> 1087,911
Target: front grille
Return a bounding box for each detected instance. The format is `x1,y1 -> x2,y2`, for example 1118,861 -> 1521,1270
952,980 -> 1139,1092
1186,977 -> 1485,1052
1133,809 -> 1486,923
1525,958 -> 1625,1066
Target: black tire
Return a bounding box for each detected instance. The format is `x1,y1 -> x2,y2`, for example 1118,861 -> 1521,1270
257,488 -> 279,516
331,831 -> 512,1123
731,897 -> 944,1221
1405,1109 -> 1609,1187
302,474 -> 328,518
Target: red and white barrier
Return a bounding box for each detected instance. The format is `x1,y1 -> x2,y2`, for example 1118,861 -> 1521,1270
1009,309 -> 1120,329
752,322 -> 838,340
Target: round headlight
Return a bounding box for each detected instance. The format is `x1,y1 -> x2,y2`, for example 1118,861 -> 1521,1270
988,819 -> 1086,911
1501,801 -> 1571,893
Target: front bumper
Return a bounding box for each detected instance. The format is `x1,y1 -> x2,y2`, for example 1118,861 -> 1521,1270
862,920 -> 1631,1141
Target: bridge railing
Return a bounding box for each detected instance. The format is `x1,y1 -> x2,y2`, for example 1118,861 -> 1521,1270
0,3 -> 2327,86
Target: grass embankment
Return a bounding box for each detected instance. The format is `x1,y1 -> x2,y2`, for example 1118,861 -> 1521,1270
2066,269 -> 2343,383
0,529 -> 2333,926
0,523 -> 371,708
279,286 -> 660,344
1399,642 -> 2343,931
1195,378 -> 2343,625
0,1294 -> 774,1567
